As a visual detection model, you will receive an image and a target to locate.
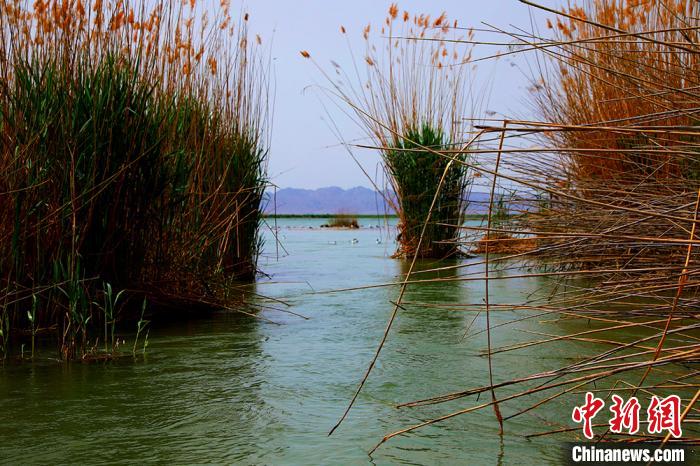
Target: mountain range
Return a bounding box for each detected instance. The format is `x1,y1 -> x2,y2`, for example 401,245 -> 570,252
263,186 -> 492,215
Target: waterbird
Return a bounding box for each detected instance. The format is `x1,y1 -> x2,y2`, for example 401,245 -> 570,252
375,238 -> 382,244
328,241 -> 337,245
350,238 -> 359,244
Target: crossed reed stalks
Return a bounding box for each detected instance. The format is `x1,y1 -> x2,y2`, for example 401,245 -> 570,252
324,0 -> 700,454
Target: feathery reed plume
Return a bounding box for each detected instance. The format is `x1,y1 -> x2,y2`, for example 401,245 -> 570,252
304,5 -> 478,258
532,0 -> 700,182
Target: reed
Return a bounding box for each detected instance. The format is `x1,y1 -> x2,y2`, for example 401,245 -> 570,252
331,1 -> 700,452
532,0 -> 700,182
510,0 -> 700,271
0,0 -> 270,359
325,214 -> 360,229
303,5 -> 475,258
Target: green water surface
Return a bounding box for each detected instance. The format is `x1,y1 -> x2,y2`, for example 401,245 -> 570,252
0,218 -> 684,465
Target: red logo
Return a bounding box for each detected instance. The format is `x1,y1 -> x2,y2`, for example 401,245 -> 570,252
573,393 -> 683,439
609,395 -> 640,435
572,392 -> 605,439
647,395 -> 682,438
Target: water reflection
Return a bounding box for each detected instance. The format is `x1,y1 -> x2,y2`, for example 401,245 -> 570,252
395,258 -> 467,325
0,310 -> 270,464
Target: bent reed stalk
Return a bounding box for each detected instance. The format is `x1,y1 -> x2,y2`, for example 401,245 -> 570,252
0,0 -> 270,359
302,4 -> 477,258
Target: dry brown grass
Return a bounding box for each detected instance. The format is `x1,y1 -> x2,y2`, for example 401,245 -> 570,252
473,233 -> 539,254
532,0 -> 700,182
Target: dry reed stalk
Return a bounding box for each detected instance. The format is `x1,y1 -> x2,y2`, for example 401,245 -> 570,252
344,1 -> 700,454
302,4 -> 479,258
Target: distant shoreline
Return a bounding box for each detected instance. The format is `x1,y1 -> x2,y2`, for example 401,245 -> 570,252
263,214 -> 487,220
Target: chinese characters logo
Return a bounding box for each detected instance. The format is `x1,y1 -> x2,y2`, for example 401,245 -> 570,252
572,392 -> 682,439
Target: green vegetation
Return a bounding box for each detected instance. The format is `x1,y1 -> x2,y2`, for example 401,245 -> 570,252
0,0 -> 269,360
386,124 -> 470,257
303,7 -> 476,258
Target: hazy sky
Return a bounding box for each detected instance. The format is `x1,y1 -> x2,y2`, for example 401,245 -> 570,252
248,1 -> 560,189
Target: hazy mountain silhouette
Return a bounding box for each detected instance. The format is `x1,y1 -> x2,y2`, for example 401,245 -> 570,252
263,186 -> 492,214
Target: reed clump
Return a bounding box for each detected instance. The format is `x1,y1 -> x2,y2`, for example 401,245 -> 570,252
387,124 -> 471,257
0,0 -> 270,359
303,5 -> 476,258
323,214 -> 360,229
519,0 -> 700,270
533,0 -> 700,182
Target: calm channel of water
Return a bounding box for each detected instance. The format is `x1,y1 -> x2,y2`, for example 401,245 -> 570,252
0,218 -> 616,464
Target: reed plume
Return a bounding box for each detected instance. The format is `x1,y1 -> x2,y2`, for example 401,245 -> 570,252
304,5 -> 477,258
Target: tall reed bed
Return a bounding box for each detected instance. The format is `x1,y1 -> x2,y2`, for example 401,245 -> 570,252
513,0 -> 700,270
336,1 -> 700,452
532,0 -> 700,181
0,0 -> 270,359
303,5 -> 476,258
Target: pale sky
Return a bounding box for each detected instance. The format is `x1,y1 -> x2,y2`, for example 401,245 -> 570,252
249,1 -> 560,189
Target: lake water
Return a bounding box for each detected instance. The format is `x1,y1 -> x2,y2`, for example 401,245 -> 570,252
0,218 -> 683,465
